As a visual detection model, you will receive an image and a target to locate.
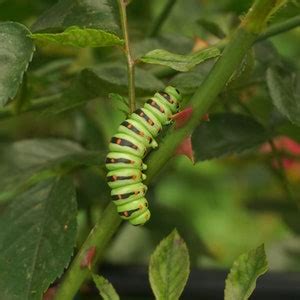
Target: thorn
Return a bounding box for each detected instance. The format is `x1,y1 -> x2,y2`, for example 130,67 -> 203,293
80,246 -> 96,270
171,107 -> 193,129
175,135 -> 195,163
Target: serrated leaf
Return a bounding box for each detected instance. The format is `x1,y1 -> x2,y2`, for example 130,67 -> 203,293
140,47 -> 220,72
224,244 -> 268,300
0,22 -> 35,106
149,229 -> 190,300
0,139 -> 104,202
0,177 -> 77,300
192,113 -> 270,161
81,63 -> 164,96
92,274 -> 120,300
31,0 -> 120,36
30,26 -> 124,48
266,67 -> 300,126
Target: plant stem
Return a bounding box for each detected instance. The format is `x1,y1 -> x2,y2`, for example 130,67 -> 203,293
145,0 -> 284,183
152,14 -> 300,79
149,0 -> 178,37
118,0 -> 136,113
257,14 -> 300,41
54,202 -> 122,300
53,1 -> 286,298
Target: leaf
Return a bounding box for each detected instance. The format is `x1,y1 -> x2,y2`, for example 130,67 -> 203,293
149,229 -> 190,300
0,177 -> 77,300
0,22 -> 35,106
197,18 -> 226,38
31,0 -> 120,36
0,139 -> 104,202
266,67 -> 300,126
80,63 -> 164,97
92,274 -> 120,300
192,113 -> 270,161
30,26 -> 124,48
224,244 -> 268,300
140,47 -> 220,72
169,60 -> 214,94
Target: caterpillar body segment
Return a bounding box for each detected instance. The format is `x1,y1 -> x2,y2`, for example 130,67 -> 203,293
111,183 -> 148,204
131,108 -> 162,137
118,119 -> 158,149
106,152 -> 147,171
109,133 -> 148,157
105,86 -> 182,226
107,168 -> 147,189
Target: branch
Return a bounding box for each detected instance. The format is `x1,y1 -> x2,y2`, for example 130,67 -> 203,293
145,0 -> 287,183
54,202 -> 122,300
118,0 -> 136,113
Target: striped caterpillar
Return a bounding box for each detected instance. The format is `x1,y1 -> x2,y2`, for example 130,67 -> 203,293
105,86 -> 182,225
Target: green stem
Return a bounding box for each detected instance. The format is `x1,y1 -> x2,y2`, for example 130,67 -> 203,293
152,14 -> 300,79
145,0 -> 283,182
149,0 -> 178,37
256,14 -> 300,41
118,0 -> 136,113
54,202 -> 122,300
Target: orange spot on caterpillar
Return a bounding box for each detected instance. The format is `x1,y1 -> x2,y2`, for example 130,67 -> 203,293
112,175 -> 117,181
124,211 -> 129,217
117,138 -> 121,145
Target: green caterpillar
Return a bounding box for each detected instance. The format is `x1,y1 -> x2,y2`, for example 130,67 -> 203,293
105,86 -> 182,225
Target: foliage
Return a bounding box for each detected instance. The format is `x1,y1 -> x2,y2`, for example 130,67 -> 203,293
0,0 -> 299,299
224,245 -> 268,300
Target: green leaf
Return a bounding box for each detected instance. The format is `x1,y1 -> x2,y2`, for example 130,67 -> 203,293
169,60 -> 214,94
31,0 -> 120,36
81,63 -> 164,97
149,229 -> 190,300
30,26 -> 124,48
192,113 -> 270,161
266,67 -> 300,126
92,274 -> 120,300
0,139 -> 104,202
224,244 -> 268,300
0,177 -> 77,300
0,22 -> 35,106
140,47 -> 220,72
197,18 -> 226,38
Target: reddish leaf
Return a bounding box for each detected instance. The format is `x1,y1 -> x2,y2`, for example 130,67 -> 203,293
80,246 -> 97,269
175,135 -> 195,163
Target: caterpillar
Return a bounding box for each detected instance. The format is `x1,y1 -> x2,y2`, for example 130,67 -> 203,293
105,86 -> 182,226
